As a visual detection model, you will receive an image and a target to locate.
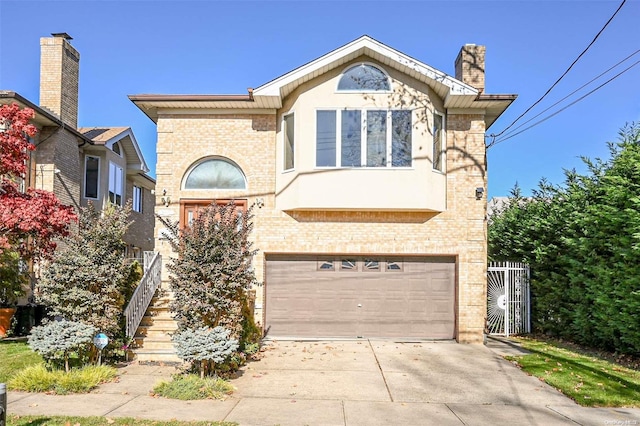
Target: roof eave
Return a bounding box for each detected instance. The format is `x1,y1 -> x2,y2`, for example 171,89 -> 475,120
0,91 -> 94,145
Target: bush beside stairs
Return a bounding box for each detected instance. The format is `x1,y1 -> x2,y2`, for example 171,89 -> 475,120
132,288 -> 182,363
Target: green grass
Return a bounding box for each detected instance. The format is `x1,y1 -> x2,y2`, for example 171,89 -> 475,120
506,337 -> 640,407
9,364 -> 117,394
7,415 -> 237,426
0,340 -> 43,383
153,374 -> 235,400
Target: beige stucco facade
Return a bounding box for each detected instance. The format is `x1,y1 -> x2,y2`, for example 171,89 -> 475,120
135,37 -> 516,344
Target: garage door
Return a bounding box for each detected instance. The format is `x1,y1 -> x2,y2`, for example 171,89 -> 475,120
265,255 -> 455,339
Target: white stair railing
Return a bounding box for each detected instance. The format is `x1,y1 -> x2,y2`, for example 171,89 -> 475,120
124,252 -> 162,339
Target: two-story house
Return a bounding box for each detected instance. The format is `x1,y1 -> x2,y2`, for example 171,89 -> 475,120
0,33 -> 156,318
130,36 -> 516,354
1,33 -> 155,257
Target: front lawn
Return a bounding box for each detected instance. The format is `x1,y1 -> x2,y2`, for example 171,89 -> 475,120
0,340 -> 42,383
506,337 -> 640,407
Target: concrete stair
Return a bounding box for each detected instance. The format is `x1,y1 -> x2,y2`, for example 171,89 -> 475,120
132,290 -> 182,363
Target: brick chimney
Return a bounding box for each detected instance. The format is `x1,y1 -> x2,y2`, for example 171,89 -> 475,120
455,44 -> 485,93
39,33 -> 79,128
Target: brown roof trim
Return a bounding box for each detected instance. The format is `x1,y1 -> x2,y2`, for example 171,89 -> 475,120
477,93 -> 518,101
0,90 -> 94,146
128,94 -> 254,102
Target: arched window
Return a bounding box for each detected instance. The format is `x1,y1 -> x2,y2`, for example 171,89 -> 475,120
112,142 -> 121,156
338,63 -> 391,91
183,157 -> 247,190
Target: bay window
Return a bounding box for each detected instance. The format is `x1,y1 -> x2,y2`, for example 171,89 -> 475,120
316,109 -> 412,168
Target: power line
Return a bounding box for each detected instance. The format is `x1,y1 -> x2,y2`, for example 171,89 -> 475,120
491,59 -> 639,147
495,49 -> 640,142
488,0 -> 627,144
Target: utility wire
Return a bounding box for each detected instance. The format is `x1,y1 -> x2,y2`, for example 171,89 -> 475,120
488,0 -> 627,145
491,59 -> 640,147
495,49 -> 640,142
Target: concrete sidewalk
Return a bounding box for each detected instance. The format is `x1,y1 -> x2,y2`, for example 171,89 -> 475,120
7,339 -> 640,425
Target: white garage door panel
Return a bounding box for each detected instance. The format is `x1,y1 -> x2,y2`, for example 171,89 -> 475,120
265,256 -> 455,339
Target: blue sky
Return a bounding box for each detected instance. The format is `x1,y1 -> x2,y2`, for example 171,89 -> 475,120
1,0 -> 638,198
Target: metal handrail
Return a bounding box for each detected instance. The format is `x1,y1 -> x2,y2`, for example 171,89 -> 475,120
124,252 -> 162,339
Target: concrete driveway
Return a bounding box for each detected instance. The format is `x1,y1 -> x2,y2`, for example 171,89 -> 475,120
228,339 -> 639,425
8,339 -> 640,425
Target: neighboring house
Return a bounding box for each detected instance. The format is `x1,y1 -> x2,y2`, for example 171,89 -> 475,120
0,33 -> 155,286
487,196 -> 511,220
131,35 -> 516,351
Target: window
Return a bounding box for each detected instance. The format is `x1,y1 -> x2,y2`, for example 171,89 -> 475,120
433,113 -> 444,172
132,185 -> 143,213
112,141 -> 121,156
84,156 -> 99,199
316,111 -> 336,167
284,113 -> 295,170
318,260 -> 335,271
108,162 -> 123,205
316,109 -> 412,168
340,259 -> 357,271
386,261 -> 403,271
338,64 -> 390,91
364,260 -> 380,271
184,157 -> 246,190
392,111 -> 412,167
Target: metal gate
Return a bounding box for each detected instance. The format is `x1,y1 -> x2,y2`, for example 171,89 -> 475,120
487,262 -> 531,336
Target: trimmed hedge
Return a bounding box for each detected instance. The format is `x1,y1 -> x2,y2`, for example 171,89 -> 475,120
489,123 -> 640,354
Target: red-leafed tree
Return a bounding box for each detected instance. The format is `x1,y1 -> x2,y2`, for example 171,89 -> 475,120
0,103 -> 76,263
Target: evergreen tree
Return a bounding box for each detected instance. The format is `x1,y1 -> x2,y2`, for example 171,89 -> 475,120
38,203 -> 132,338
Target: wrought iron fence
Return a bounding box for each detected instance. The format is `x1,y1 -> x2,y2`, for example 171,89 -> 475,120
487,261 -> 531,337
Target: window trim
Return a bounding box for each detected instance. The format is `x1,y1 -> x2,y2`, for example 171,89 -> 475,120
132,185 -> 143,213
283,112 -> 295,172
336,62 -> 392,93
108,161 -> 124,206
315,108 -> 413,169
84,155 -> 100,200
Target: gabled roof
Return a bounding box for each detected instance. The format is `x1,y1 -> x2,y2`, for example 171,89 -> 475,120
253,35 -> 477,101
79,126 -> 149,174
130,35 -> 516,128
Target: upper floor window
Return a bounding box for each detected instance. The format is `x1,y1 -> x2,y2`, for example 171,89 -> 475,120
338,64 -> 390,91
84,156 -> 100,199
108,162 -> 123,206
433,113 -> 445,172
183,157 -> 247,190
132,185 -> 143,213
284,113 -> 295,171
316,109 -> 412,168
112,141 -> 122,156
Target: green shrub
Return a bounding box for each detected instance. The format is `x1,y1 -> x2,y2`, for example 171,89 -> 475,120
158,201 -> 258,337
8,364 -> 116,394
172,326 -> 238,378
153,374 -> 234,400
9,364 -> 56,392
239,297 -> 261,350
28,320 -> 96,372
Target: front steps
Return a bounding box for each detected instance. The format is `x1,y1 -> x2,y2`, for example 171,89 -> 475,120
132,290 -> 182,363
